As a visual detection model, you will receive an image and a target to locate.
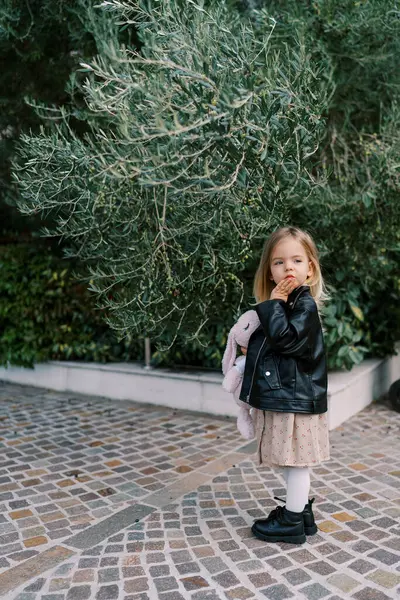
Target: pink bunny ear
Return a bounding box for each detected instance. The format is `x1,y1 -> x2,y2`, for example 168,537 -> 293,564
222,329 -> 238,375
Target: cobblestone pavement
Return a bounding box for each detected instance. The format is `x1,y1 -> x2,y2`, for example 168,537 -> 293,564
0,382 -> 399,600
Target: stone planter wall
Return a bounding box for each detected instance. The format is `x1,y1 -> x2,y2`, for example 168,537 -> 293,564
1,344 -> 399,430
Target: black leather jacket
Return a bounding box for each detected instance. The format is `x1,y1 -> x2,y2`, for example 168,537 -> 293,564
239,286 -> 328,414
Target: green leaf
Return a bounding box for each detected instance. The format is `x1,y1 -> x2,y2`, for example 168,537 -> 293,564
350,305 -> 364,322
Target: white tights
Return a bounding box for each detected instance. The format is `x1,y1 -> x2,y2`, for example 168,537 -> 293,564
282,467 -> 310,513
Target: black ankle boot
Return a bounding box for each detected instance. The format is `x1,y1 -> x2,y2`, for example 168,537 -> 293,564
251,506 -> 306,544
255,497 -> 318,536
303,498 -> 318,535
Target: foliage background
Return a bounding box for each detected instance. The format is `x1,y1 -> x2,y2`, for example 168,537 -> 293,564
0,244 -> 143,367
0,0 -> 141,367
3,0 -> 400,370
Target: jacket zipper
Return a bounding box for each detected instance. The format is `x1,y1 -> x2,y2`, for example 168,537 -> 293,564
246,338 -> 266,401
246,287 -> 306,402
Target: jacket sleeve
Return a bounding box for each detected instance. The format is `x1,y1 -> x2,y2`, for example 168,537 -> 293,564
255,296 -> 316,357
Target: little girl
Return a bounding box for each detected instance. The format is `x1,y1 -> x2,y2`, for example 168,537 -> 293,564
239,226 -> 330,545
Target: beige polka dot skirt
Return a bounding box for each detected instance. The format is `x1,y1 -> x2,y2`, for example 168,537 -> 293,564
252,408 -> 330,468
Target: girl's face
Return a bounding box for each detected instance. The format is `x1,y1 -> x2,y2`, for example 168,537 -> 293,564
270,237 -> 312,288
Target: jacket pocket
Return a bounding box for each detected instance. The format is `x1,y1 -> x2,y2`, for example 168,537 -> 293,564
262,355 -> 282,390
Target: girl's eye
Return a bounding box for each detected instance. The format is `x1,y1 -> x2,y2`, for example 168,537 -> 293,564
274,261 -> 283,265
295,259 -> 302,263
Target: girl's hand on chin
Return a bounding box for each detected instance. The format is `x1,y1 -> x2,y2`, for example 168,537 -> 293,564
270,278 -> 298,301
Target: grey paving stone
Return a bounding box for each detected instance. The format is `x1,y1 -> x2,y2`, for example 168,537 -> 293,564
81,546 -> 102,556
383,537 -> 400,552
218,540 -> 239,551
158,593 -> 186,600
0,542 -> 23,556
109,533 -> 124,542
78,558 -> 99,569
185,526 -> 202,535
54,563 -> 74,576
261,584 -> 294,599
124,577 -> 149,593
347,520 -> 372,532
0,523 -> 17,536
266,556 -> 293,570
226,549 -> 250,562
328,573 -> 360,594
146,552 -> 166,563
154,576 -> 179,592
349,559 -> 376,574
200,557 -> 228,574
287,549 -> 317,564
355,508 -> 379,518
212,570 -> 240,588
10,550 -> 38,562
248,572 -> 277,587
66,586 -> 91,600
176,561 -> 201,575
170,550 -> 192,564
317,503 -> 341,513
0,532 -> 19,545
98,567 -> 119,583
329,550 -> 354,564
191,592 -> 222,600
367,549 -> 399,565
99,557 -> 118,567
306,533 -> 325,546
352,541 -> 377,553
352,587 -> 392,600
283,569 -> 312,585
49,577 -> 70,592
307,561 -> 336,576
122,566 -> 145,578
236,559 -> 263,572
341,500 -> 361,510
95,584 -> 119,599
313,543 -> 340,555
24,577 -> 46,592
299,583 -> 331,599
149,564 -> 170,577
363,529 -> 390,541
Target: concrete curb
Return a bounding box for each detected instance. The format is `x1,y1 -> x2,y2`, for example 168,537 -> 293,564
0,344 -> 399,431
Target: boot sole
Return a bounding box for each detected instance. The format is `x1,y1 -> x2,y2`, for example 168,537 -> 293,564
304,524 -> 318,536
253,519 -> 318,536
251,524 -> 306,545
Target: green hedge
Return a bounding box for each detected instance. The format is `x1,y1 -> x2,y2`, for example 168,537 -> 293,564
0,244 -> 143,368
7,0 -> 400,373
1,241 -> 398,373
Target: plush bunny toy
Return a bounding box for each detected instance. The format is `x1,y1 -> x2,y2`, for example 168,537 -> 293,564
222,310 -> 260,440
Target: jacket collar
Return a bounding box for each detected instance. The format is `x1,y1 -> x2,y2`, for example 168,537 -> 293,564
287,285 -> 310,307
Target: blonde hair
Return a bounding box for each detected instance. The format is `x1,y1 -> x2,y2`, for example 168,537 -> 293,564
253,226 -> 328,306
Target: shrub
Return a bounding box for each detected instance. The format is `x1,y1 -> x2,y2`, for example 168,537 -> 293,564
12,0 -> 400,371
0,243 -> 142,367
